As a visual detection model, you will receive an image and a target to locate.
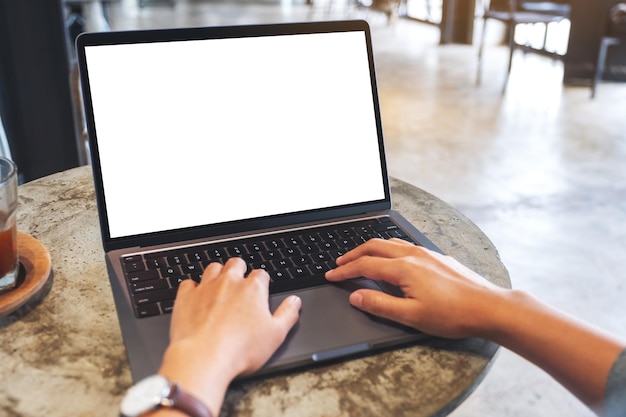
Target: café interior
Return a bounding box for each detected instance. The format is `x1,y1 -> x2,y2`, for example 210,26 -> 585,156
0,0 -> 625,416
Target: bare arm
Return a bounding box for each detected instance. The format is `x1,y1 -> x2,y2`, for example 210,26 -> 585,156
325,238 -> 626,412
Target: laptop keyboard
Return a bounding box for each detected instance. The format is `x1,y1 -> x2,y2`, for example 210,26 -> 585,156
122,217 -> 417,318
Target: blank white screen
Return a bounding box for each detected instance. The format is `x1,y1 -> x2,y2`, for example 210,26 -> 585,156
85,31 -> 385,238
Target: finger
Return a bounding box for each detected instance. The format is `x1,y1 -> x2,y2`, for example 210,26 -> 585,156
336,238 -> 418,266
178,278 -> 198,290
246,268 -> 271,296
271,295 -> 302,337
175,278 -> 198,300
349,289 -> 416,329
222,257 -> 247,277
200,262 -> 224,281
247,267 -> 270,283
326,256 -> 408,287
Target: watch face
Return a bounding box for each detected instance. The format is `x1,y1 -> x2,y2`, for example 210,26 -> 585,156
121,375 -> 171,417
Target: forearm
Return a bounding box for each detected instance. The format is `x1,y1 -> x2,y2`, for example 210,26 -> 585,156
482,289 -> 626,410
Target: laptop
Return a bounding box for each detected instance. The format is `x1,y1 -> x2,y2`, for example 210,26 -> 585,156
76,20 -> 443,382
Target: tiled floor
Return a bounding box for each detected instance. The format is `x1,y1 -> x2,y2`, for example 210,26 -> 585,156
105,1 -> 626,415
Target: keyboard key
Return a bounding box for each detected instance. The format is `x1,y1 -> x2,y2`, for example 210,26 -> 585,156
354,235 -> 369,245
130,279 -> 169,294
337,237 -> 356,248
242,252 -> 260,263
312,252 -> 329,262
169,275 -> 191,287
146,257 -> 167,269
294,254 -> 312,265
124,261 -> 145,273
337,228 -> 354,238
319,241 -> 337,250
270,270 -> 289,281
322,231 -> 337,240
286,236 -> 302,246
188,250 -> 208,263
386,229 -> 408,239
136,303 -> 160,318
266,239 -> 283,249
310,263 -> 330,273
161,299 -> 175,314
206,247 -> 226,260
261,250 -> 278,261
127,269 -> 159,282
247,242 -> 265,252
225,245 -> 245,257
373,223 -> 399,232
133,288 -> 177,305
160,265 -> 182,278
301,244 -> 316,253
288,266 -> 309,278
304,234 -> 318,243
281,247 -> 298,257
181,262 -> 201,274
167,253 -> 187,265
273,258 -> 293,269
252,261 -> 271,271
122,255 -> 142,263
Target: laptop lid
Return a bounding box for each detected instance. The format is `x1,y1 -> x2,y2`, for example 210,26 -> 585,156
76,20 -> 392,253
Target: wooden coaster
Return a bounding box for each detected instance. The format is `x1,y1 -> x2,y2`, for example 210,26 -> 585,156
0,232 -> 52,317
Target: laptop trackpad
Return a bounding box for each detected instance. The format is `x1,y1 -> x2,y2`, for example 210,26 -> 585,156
265,278 -> 417,370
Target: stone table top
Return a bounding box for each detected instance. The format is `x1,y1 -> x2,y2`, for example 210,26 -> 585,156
0,165 -> 510,417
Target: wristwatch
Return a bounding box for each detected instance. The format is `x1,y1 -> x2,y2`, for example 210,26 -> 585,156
120,374 -> 213,417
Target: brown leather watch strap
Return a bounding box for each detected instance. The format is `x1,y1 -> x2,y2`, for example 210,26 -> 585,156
168,383 -> 213,417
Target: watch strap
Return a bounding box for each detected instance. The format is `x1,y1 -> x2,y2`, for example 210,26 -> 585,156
167,383 -> 213,417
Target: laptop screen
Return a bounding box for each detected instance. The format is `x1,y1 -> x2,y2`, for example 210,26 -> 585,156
82,27 -> 386,239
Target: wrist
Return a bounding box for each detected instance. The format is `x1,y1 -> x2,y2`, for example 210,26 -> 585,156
469,286 -> 523,342
477,288 -> 552,346
122,374 -> 214,417
157,340 -> 239,416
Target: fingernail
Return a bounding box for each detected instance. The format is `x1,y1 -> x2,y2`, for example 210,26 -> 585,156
350,292 -> 363,308
289,295 -> 302,309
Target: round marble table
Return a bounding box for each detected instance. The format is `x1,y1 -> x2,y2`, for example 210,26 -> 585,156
0,165 -> 510,417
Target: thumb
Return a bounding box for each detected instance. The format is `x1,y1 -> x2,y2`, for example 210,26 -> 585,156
349,289 -> 411,326
272,295 -> 302,336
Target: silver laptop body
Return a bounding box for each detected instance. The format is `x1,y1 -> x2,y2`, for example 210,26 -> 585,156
76,20 -> 441,381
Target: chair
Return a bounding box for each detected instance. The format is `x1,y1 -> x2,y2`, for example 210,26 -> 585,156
591,3 -> 626,98
476,0 -> 571,89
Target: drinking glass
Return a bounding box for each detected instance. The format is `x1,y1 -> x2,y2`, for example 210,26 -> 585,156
0,157 -> 18,294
